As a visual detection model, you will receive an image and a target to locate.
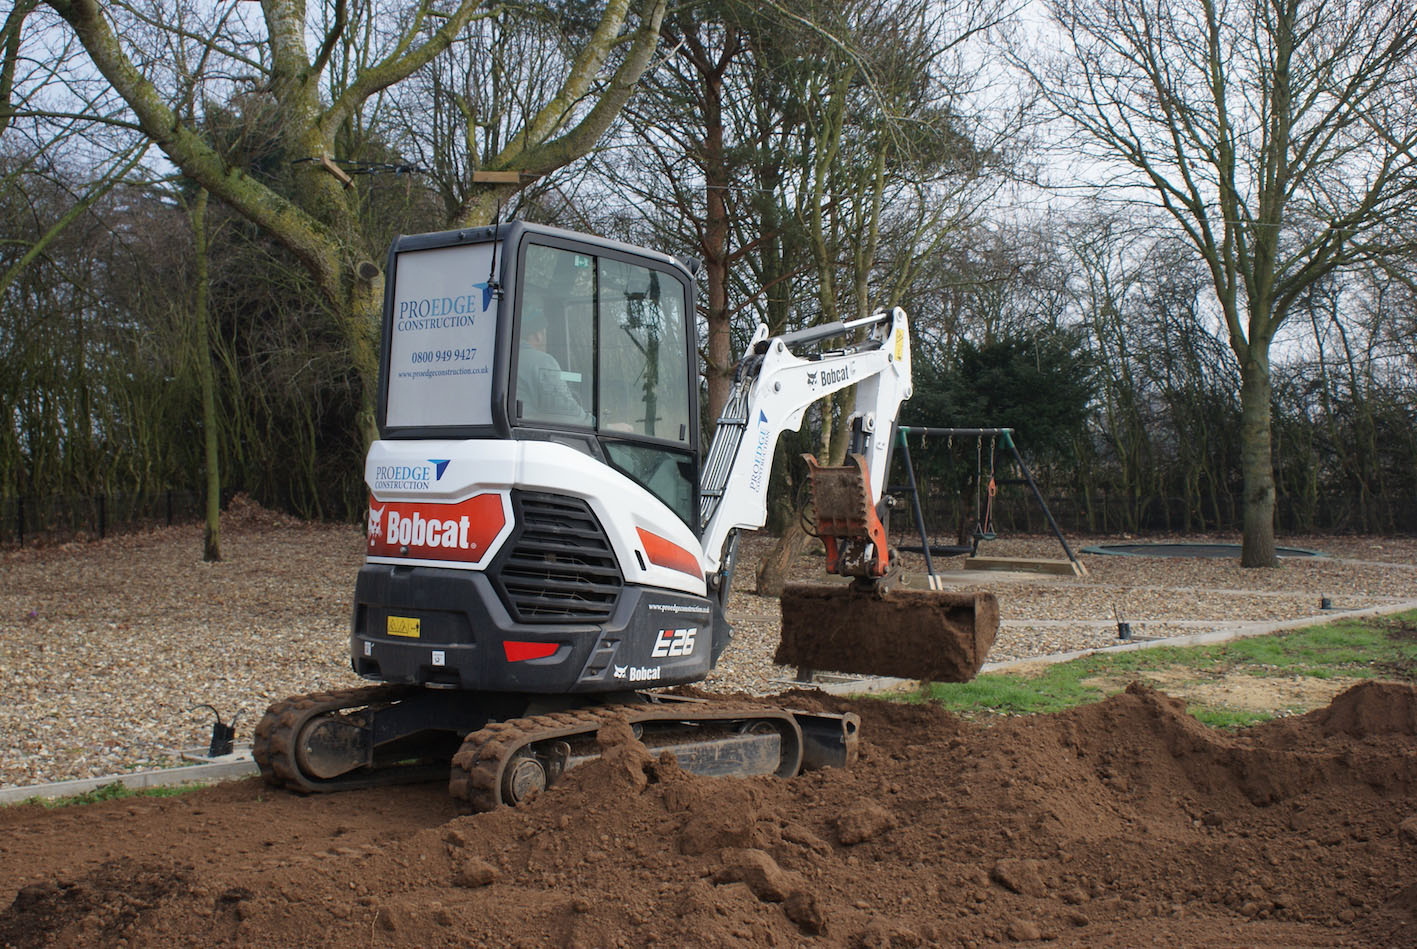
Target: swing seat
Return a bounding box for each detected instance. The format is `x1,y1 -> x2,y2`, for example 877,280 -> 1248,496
972,530 -> 997,542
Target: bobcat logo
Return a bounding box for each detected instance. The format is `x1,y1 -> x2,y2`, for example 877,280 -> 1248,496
807,371 -> 818,385
613,664 -> 628,679
368,505 -> 385,545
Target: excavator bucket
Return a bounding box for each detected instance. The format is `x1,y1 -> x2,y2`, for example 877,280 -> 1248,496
776,583 -> 999,682
777,451 -> 999,682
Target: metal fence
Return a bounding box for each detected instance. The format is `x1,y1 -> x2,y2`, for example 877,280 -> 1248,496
885,482 -> 1417,545
0,490 -> 205,547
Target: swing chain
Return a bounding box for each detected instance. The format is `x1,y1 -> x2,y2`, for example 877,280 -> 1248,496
974,435 -> 998,543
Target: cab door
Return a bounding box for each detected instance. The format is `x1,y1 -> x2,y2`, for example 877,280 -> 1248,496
513,239 -> 699,531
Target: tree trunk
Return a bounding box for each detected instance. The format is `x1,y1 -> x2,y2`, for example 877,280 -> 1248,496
1239,355 -> 1277,567
345,263 -> 384,446
192,188 -> 221,563
702,64 -> 733,422
755,521 -> 809,597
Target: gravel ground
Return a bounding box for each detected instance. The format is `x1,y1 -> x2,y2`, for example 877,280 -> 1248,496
709,532 -> 1417,690
2,502 -> 1414,789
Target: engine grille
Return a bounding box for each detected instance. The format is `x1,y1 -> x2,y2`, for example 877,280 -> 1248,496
492,492 -> 623,623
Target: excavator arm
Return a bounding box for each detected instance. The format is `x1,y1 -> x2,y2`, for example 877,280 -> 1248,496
697,307 -> 912,586
696,306 -> 997,685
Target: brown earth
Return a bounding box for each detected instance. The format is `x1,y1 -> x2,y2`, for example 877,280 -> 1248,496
776,584 -> 999,682
4,680 -> 1417,947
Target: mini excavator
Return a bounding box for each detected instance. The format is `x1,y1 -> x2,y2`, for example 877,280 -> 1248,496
254,222 -> 996,809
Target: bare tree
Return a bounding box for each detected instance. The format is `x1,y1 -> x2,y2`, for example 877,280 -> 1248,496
1021,0 -> 1417,564
606,0 -> 753,421
38,0 -> 667,431
733,0 -> 1009,593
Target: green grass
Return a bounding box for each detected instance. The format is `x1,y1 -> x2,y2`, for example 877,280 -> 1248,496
1190,706 -> 1276,729
901,611 -> 1417,728
14,780 -> 206,808
912,666 -> 1105,717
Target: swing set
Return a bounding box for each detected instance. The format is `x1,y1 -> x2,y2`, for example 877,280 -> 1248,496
892,426 -> 1086,583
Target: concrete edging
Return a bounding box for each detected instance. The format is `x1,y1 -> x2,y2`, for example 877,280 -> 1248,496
0,755 -> 258,806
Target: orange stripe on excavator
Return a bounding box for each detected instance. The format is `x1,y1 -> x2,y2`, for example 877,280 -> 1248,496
636,527 -> 703,579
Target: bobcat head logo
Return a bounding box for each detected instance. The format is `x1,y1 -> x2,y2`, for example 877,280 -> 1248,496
613,664 -> 628,679
807,371 -> 818,385
368,505 -> 385,545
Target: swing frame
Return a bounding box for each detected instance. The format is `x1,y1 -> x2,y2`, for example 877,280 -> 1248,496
893,425 -> 1087,578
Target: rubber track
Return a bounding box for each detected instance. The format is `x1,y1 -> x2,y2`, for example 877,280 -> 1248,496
253,684 -> 438,793
447,702 -> 801,811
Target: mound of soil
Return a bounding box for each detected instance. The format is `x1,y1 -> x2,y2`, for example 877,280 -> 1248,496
220,493 -> 302,531
3,681 -> 1416,947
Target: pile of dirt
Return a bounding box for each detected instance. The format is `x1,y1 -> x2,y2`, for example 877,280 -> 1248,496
3,681 -> 1417,946
220,493 -> 303,531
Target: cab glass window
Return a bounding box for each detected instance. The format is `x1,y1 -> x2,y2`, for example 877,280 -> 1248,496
596,258 -> 690,442
515,243 -> 696,527
516,245 -> 596,427
603,441 -> 696,527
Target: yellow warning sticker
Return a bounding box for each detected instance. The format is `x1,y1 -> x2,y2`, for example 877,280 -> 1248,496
387,615 -> 421,638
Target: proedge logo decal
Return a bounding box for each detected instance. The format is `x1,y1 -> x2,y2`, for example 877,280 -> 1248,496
370,458 -> 452,493
746,410 -> 771,492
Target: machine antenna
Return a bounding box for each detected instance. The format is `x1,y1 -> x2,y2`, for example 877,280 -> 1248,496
471,169 -> 525,301
487,200 -> 503,300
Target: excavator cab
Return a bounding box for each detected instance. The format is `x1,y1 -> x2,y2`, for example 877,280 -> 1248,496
378,223 -> 699,523
359,222 -> 724,696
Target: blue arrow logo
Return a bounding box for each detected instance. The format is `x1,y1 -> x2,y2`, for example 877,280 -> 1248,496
472,280 -> 494,310
429,459 -> 451,480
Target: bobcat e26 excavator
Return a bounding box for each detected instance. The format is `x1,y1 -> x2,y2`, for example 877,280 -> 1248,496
254,222 -> 996,809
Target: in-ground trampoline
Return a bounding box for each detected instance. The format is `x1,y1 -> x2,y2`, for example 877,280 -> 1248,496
1081,542 -> 1327,558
